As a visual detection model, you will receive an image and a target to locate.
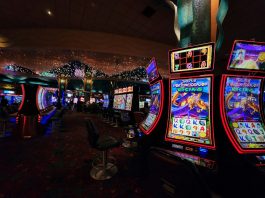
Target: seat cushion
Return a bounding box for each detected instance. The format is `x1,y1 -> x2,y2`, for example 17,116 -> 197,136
96,135 -> 120,150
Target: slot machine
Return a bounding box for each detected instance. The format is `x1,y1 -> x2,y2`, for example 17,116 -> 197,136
218,40 -> 265,197
138,58 -> 168,145
161,42 -> 217,169
145,43 -> 219,197
220,40 -> 265,166
36,86 -> 58,124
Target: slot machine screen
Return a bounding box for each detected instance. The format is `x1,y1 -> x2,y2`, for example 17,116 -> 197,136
113,94 -> 126,110
228,41 -> 265,71
103,94 -> 109,108
166,77 -> 214,147
170,43 -> 214,73
80,97 -> 85,102
37,87 -> 58,110
146,58 -> 160,83
125,93 -> 133,111
224,77 -> 265,149
139,95 -> 151,109
2,95 -> 22,105
141,82 -> 161,131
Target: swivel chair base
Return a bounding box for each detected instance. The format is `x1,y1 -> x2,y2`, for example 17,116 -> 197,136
90,163 -> 118,180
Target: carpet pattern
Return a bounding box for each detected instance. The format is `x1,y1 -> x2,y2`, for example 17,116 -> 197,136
0,111 -> 151,198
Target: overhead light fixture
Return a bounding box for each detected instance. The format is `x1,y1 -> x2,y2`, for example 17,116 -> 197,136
46,9 -> 53,16
0,35 -> 10,47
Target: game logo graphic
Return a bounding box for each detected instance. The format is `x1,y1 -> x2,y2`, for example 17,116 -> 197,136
228,41 -> 265,71
224,77 -> 265,149
170,44 -> 213,73
166,77 -> 213,146
146,59 -> 159,83
141,82 -> 161,131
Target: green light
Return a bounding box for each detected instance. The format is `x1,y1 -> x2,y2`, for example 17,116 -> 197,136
2,78 -> 12,82
28,81 -> 48,86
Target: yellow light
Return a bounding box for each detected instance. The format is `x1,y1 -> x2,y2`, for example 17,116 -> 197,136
46,9 -> 53,16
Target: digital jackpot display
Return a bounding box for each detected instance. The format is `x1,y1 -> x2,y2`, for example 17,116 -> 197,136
146,58 -> 159,83
141,82 -> 161,131
224,77 -> 265,149
228,41 -> 265,71
166,77 -> 213,146
170,43 -> 214,73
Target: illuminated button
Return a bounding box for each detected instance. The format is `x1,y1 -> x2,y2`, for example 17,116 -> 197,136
232,122 -> 239,128
199,132 -> 206,138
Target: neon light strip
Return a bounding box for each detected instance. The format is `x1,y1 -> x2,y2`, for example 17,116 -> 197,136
140,80 -> 164,135
36,86 -> 41,112
18,84 -> 25,112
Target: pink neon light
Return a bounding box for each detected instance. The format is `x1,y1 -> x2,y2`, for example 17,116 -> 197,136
140,80 -> 164,135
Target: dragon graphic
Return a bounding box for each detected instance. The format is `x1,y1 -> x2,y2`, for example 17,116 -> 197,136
225,92 -> 259,114
172,92 -> 208,113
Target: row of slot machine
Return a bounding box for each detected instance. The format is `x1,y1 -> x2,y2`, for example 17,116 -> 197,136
0,84 -> 59,138
138,40 -> 265,194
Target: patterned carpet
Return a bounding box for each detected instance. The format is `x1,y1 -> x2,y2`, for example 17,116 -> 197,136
0,111 -> 151,198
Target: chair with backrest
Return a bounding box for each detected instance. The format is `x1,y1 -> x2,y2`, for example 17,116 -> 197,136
86,119 -> 120,180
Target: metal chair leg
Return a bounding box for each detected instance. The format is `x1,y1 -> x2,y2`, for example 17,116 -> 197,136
90,150 -> 118,180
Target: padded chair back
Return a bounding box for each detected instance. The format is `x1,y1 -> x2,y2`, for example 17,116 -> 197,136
86,120 -> 99,148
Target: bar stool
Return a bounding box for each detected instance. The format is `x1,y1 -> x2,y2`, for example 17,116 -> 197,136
86,119 -> 121,180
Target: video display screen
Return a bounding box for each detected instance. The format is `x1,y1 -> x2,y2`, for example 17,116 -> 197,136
263,86 -> 265,116
113,94 -> 126,110
103,94 -> 109,108
140,82 -> 161,131
2,95 -> 22,105
228,41 -> 265,71
37,87 -> 58,110
125,93 -> 133,111
166,77 -> 213,146
224,77 -> 265,149
170,43 -> 214,73
146,59 -> 160,83
139,95 -> 151,109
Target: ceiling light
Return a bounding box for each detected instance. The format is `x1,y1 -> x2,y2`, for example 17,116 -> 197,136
46,9 -> 53,16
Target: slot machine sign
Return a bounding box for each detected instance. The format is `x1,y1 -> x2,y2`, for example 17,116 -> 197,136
223,76 -> 265,150
146,58 -> 160,83
166,76 -> 215,149
228,41 -> 265,72
169,43 -> 214,73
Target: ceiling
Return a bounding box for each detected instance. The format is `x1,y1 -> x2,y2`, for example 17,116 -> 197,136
0,0 -> 175,45
0,0 -> 265,76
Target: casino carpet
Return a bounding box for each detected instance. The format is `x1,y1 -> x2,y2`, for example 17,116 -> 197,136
0,111 -> 151,198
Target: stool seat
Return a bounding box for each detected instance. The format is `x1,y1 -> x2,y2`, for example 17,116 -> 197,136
96,136 -> 120,150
